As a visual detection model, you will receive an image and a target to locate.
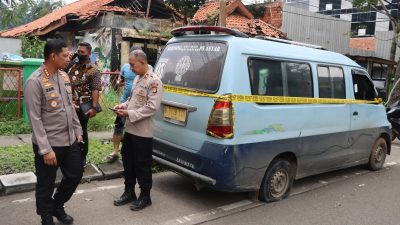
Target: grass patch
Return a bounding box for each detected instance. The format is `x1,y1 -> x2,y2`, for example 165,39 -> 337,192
0,139 -> 112,175
0,138 -> 166,175
88,90 -> 120,132
0,118 -> 32,135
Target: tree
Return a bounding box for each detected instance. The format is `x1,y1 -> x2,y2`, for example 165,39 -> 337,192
0,0 -> 63,30
353,0 -> 400,104
21,35 -> 46,58
165,0 -> 205,23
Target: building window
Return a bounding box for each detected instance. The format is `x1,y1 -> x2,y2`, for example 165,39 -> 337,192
326,3 -> 333,10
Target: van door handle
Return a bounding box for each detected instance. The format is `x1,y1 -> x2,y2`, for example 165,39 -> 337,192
353,111 -> 359,116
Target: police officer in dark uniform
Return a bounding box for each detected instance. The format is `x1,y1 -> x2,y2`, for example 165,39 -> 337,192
25,40 -> 84,225
113,50 -> 163,211
67,42 -> 101,166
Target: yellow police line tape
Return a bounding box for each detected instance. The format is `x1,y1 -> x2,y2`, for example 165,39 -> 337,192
163,85 -> 382,104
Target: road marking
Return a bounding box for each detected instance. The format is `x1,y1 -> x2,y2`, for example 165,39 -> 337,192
12,198 -> 32,203
386,162 -> 397,166
319,180 -> 328,184
165,200 -> 262,225
73,184 -> 124,195
11,184 -> 124,204
218,200 -> 252,211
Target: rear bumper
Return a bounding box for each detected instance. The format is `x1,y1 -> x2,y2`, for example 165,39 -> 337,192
152,137 -> 262,192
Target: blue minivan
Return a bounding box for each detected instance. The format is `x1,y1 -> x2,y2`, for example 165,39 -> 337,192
152,26 -> 391,202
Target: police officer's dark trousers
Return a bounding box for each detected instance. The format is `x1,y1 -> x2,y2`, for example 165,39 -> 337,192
77,109 -> 89,162
121,132 -> 153,195
33,143 -> 83,216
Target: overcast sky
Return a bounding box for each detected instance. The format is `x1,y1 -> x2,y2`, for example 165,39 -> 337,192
64,0 -> 78,4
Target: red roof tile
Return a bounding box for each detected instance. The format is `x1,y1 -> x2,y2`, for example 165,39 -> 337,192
1,0 -> 114,37
1,0 -> 183,37
192,0 -> 285,38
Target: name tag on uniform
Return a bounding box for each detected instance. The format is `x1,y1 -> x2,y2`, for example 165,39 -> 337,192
45,87 -> 54,92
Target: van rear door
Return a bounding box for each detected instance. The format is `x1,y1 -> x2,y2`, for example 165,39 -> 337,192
154,41 -> 228,152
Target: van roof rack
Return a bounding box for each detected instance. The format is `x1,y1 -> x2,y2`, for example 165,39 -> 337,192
255,36 -> 326,50
171,26 -> 249,38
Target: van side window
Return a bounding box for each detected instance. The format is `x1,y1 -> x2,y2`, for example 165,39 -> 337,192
351,69 -> 377,100
317,66 -> 345,99
248,58 -> 313,98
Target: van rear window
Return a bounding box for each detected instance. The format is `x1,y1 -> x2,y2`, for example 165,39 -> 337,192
154,42 -> 227,92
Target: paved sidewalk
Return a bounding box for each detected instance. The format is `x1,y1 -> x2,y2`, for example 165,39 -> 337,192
0,131 -> 113,147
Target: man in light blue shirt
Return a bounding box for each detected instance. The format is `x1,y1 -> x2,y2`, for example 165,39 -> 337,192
106,46 -> 153,162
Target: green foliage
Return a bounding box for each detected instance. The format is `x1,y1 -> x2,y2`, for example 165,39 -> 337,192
88,91 -> 120,132
21,35 -> 46,58
352,0 -> 378,9
0,139 -> 167,175
165,0 -> 205,21
0,144 -> 35,175
0,0 -> 63,30
247,4 -> 266,19
0,118 -> 32,135
206,9 -> 220,25
0,139 -> 110,175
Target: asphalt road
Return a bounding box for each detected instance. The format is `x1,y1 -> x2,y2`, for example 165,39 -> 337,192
1,144 -> 400,225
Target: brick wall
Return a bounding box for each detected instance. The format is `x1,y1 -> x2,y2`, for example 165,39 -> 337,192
261,1 -> 283,29
349,37 -> 376,51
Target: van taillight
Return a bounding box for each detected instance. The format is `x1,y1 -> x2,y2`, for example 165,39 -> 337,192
207,99 -> 234,139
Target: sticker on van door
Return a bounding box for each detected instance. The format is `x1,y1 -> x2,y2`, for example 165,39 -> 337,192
244,124 -> 285,135
174,56 -> 191,82
155,58 -> 168,79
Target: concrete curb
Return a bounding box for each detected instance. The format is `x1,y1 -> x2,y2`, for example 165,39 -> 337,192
0,172 -> 37,195
0,162 -> 122,196
97,160 -> 124,180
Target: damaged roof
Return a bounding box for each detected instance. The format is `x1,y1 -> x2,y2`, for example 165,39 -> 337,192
192,0 -> 285,38
1,0 -> 183,37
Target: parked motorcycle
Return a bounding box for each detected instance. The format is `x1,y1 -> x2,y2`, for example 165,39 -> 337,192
387,100 -> 400,141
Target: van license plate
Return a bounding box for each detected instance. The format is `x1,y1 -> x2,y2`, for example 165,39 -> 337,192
163,105 -> 187,123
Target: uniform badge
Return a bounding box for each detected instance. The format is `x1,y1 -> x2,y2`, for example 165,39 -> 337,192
50,92 -> 56,98
50,100 -> 58,108
72,76 -> 76,81
138,95 -> 145,103
42,78 -> 49,83
82,74 -> 86,80
44,82 -> 52,87
151,83 -> 158,93
62,75 -> 69,82
74,70 -> 79,75
139,90 -> 144,95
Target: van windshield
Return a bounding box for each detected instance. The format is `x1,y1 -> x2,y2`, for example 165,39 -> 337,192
154,41 -> 228,92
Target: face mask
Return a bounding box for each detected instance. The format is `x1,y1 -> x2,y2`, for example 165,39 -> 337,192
77,54 -> 87,62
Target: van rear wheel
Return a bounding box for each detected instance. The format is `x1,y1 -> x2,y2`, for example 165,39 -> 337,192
259,159 -> 294,203
367,137 -> 387,171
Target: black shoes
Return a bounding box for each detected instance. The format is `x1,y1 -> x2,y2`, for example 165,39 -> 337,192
130,196 -> 152,211
114,189 -> 137,206
53,206 -> 74,224
41,214 -> 55,225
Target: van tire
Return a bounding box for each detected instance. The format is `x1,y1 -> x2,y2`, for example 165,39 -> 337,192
259,159 -> 294,203
368,137 -> 387,171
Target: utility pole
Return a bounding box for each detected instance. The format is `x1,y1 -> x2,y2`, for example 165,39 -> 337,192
146,0 -> 152,19
219,0 -> 226,27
